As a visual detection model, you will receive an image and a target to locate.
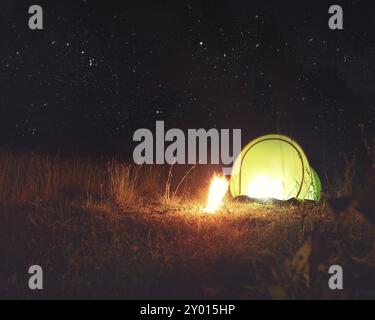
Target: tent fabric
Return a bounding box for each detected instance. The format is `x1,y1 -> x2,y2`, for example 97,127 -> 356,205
309,167 -> 322,201
230,134 -> 321,201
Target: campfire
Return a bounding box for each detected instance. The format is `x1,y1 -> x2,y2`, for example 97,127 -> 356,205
203,174 -> 229,213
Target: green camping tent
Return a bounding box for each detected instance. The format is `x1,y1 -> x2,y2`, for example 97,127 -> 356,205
230,134 -> 321,201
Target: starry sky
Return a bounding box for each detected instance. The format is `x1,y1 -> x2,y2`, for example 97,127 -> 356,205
0,0 -> 374,170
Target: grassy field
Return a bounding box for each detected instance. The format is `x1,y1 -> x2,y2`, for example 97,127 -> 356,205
0,153 -> 375,299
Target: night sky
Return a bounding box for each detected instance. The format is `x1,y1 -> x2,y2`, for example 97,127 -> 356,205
0,0 -> 375,170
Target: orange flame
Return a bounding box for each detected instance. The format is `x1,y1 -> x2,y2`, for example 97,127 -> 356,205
203,175 -> 229,213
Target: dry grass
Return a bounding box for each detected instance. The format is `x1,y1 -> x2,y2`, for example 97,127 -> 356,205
0,153 -> 216,206
0,153 -> 375,299
323,152 -> 358,198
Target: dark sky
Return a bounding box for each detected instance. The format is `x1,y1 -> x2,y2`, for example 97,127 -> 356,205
0,0 -> 374,169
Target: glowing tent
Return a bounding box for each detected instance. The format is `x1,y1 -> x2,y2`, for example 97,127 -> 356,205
229,134 -> 321,201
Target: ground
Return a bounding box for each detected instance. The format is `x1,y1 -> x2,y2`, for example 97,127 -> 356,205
1,198 -> 375,300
